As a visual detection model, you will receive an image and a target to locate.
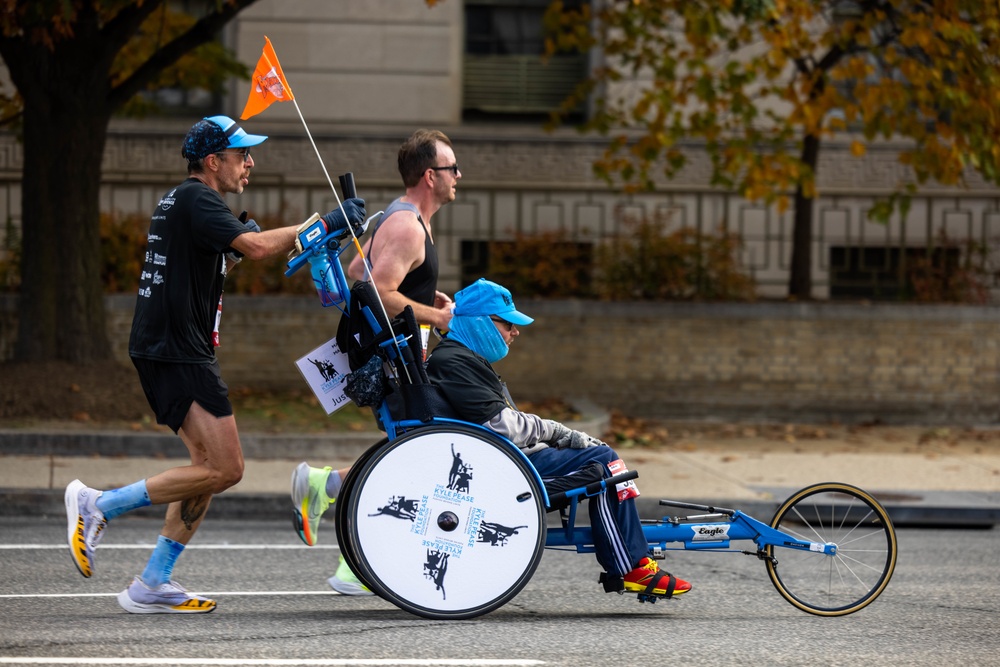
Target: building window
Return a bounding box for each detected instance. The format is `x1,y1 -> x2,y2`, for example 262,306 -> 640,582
461,238 -> 594,297
125,0 -> 226,117
463,0 -> 587,121
828,245 -> 963,301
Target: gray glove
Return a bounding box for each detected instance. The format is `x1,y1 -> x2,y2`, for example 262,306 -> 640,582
566,430 -> 604,449
548,420 -> 604,449
543,419 -> 571,447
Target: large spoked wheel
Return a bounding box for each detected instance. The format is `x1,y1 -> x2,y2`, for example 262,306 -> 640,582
766,482 -> 897,616
337,424 -> 547,620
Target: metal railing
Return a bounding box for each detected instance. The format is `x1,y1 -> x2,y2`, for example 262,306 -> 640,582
1,172 -> 998,300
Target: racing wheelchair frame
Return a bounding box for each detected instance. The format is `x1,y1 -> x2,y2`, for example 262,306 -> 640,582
285,177 -> 898,621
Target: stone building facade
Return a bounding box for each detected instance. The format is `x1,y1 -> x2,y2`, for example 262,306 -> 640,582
1,0 -> 998,300
1,1 -> 999,422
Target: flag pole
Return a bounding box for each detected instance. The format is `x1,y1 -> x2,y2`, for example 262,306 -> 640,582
244,37 -> 406,379
244,37 -> 367,278
288,95 -> 408,380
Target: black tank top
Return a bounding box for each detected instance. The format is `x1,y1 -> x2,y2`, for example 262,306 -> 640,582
369,198 -> 438,306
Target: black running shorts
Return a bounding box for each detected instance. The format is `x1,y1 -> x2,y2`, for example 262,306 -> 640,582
130,358 -> 233,434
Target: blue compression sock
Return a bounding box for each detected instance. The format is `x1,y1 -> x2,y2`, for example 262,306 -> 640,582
141,535 -> 186,588
95,479 -> 151,521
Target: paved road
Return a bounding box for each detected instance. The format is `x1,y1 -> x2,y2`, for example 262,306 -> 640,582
0,517 -> 997,666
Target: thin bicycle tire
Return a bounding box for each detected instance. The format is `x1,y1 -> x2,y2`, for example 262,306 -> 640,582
765,482 -> 897,616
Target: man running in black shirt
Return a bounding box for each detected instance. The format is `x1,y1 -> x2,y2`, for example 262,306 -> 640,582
64,115 -> 366,614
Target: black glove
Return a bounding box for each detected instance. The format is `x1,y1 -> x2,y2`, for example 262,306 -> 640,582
322,198 -> 366,234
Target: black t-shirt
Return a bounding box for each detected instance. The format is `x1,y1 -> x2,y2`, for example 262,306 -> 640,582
425,338 -> 511,424
128,178 -> 247,363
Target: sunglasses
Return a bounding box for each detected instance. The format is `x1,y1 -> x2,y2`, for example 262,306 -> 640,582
490,316 -> 515,331
216,149 -> 251,163
429,164 -> 460,176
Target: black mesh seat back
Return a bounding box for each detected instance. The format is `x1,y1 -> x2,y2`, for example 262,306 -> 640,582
389,306 -> 440,423
336,281 -> 394,371
336,281 -> 454,423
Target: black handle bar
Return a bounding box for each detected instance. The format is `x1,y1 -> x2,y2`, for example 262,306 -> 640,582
339,172 -> 356,200
547,469 -> 639,509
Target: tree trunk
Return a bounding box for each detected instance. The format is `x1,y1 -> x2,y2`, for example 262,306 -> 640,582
13,34 -> 113,362
0,0 -> 268,363
788,133 -> 821,300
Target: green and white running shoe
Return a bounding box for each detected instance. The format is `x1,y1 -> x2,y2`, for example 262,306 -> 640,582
328,555 -> 373,596
291,462 -> 333,546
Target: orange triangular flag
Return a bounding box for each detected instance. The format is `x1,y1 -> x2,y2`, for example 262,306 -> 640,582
240,37 -> 295,120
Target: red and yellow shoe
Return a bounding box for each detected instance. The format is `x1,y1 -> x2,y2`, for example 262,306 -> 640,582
623,557 -> 691,597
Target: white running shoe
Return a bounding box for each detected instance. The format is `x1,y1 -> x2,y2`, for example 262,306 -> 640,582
328,555 -> 373,596
117,576 -> 216,614
64,479 -> 106,578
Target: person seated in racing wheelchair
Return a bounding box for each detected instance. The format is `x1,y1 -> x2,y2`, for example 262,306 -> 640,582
424,278 -> 691,599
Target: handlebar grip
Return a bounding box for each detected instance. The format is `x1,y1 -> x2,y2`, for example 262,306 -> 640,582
339,173 -> 357,200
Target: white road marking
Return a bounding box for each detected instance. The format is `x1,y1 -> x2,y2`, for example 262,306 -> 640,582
0,591 -> 341,599
0,547 -> 548,667
0,544 -> 337,550
0,660 -> 546,665
1,544 -> 345,599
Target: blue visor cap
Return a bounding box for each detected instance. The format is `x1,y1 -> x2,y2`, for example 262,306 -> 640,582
453,278 -> 533,326
182,115 -> 268,161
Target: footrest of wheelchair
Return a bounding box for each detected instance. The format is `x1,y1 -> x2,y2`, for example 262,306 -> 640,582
599,572 -> 624,594
598,572 -> 673,604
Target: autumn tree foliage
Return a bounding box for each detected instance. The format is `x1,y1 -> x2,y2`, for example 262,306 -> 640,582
0,0 -> 259,362
545,0 -> 1000,299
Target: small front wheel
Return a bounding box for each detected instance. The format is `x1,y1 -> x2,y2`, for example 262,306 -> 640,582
766,482 -> 897,616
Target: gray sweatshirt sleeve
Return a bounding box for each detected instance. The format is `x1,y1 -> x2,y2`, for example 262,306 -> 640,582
485,407 -> 557,455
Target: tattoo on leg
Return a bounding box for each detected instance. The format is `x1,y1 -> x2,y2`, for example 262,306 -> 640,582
180,495 -> 209,530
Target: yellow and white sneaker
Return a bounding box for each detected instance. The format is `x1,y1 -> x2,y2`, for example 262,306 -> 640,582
117,576 -> 216,614
64,479 -> 106,578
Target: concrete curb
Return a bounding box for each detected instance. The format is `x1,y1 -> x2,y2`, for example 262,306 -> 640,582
0,397 -> 610,462
3,402 -> 997,528
0,429 -> 383,462
6,488 -> 997,529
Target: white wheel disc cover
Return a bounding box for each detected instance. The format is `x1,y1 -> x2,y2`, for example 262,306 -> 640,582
353,430 -> 543,612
